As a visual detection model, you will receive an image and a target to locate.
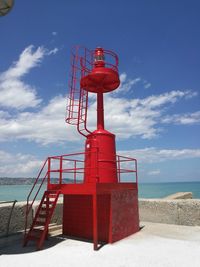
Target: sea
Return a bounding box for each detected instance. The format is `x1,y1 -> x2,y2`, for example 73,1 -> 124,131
0,181 -> 199,202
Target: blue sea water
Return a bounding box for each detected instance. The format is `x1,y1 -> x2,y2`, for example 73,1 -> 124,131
0,182 -> 199,202
138,181 -> 200,199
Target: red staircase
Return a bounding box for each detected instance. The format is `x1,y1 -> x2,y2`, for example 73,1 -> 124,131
23,190 -> 60,250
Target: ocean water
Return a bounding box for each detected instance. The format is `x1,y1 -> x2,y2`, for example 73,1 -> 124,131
138,181 -> 200,199
0,182 -> 199,202
0,184 -> 46,202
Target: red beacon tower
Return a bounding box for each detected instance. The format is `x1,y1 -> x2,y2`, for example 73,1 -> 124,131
24,46 -> 140,250
80,47 -> 120,184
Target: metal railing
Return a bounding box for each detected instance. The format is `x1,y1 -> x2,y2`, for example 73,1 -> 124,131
47,152 -> 86,185
24,158 -> 48,236
116,155 -> 138,183
47,152 -> 137,185
65,46 -> 120,137
0,200 -> 17,237
24,151 -> 138,235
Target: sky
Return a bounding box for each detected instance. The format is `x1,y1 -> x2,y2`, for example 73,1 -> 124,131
0,0 -> 200,182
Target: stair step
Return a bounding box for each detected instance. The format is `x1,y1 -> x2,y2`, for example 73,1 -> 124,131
40,207 -> 53,212
47,194 -> 57,198
47,190 -> 59,194
43,201 -> 55,205
24,190 -> 60,249
35,221 -> 46,226
38,214 -> 47,219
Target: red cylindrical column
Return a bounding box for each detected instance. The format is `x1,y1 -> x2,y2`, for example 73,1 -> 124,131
97,92 -> 104,130
84,129 -> 118,183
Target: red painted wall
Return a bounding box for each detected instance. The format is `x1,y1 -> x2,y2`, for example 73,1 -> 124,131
110,189 -> 139,243
62,188 -> 139,244
63,194 -> 110,242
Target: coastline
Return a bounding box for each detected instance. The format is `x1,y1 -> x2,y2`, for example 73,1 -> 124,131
1,181 -> 200,202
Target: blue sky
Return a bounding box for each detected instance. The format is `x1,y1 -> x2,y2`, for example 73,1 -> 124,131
0,0 -> 200,182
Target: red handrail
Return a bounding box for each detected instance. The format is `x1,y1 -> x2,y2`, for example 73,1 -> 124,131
116,154 -> 138,184
24,152 -> 138,235
24,158 -> 49,235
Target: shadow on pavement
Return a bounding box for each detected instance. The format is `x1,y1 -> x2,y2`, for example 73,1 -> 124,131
0,234 -> 67,255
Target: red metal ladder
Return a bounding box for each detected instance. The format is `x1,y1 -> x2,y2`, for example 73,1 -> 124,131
23,190 -> 60,250
66,46 -> 92,137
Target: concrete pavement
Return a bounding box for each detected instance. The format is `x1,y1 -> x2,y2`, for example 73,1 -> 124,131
0,222 -> 200,267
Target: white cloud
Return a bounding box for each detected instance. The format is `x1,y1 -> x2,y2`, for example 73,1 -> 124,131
0,88 -> 197,144
113,73 -> 141,94
1,147 -> 199,177
87,89 -> 196,139
144,82 -> 151,89
2,46 -> 45,80
0,150 -> 43,177
185,91 -> 198,99
0,150 -> 13,162
0,79 -> 42,110
162,111 -> 200,125
47,47 -> 59,55
0,149 -> 83,177
0,60 -> 198,144
105,74 -> 198,139
0,45 -> 58,110
0,95 -> 81,144
119,73 -> 127,83
118,148 -> 200,163
116,73 -> 152,93
52,31 -> 57,36
139,90 -> 189,108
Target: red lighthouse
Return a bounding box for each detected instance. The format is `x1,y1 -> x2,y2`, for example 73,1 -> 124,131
80,47 -> 120,184
24,46 -> 140,250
